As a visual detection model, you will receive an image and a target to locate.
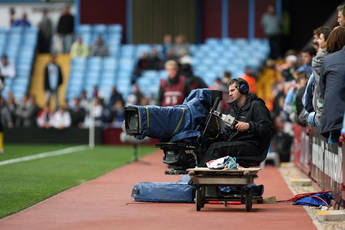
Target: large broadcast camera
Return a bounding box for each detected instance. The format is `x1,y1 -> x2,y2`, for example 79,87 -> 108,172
124,89 -> 236,174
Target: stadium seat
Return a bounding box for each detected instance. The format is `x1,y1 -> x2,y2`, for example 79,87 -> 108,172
108,24 -> 122,33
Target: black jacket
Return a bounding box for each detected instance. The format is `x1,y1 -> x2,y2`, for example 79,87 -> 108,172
226,94 -> 274,152
44,63 -> 63,91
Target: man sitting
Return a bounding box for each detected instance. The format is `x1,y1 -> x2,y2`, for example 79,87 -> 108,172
199,78 -> 274,167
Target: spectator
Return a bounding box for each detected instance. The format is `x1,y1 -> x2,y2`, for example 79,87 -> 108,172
261,4 -> 282,59
161,48 -> 178,69
111,100 -> 124,127
281,54 -> 297,82
70,36 -> 89,58
0,55 -> 15,90
180,63 -> 207,90
100,98 -> 113,127
133,52 -> 150,80
319,26 -> 345,142
9,7 -> 16,26
178,49 -> 192,65
57,5 -> 74,53
162,34 -> 173,57
297,46 -> 316,76
38,8 -> 53,53
6,91 -> 17,125
337,4 -> 345,27
15,94 -> 36,127
90,35 -> 109,57
272,81 -> 285,118
156,60 -> 190,106
270,115 -> 293,162
126,83 -> 144,106
0,95 -> 13,153
173,35 -> 189,56
44,54 -> 63,110
79,90 -> 90,112
291,71 -> 308,125
147,48 -> 161,69
51,104 -> 71,129
69,97 -> 85,128
109,87 -> 124,107
241,66 -> 257,94
12,12 -> 31,27
37,104 -> 54,128
306,26 -> 331,127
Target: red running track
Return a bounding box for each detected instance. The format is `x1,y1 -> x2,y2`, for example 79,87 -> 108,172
0,151 -> 316,230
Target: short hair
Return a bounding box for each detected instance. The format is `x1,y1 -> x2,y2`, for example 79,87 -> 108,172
313,26 -> 331,41
337,4 -> 344,12
296,71 -> 308,83
165,60 -> 178,69
223,71 -> 232,79
301,46 -> 316,57
326,26 -> 345,53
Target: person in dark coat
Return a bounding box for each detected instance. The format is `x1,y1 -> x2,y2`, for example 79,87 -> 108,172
320,26 -> 345,141
200,78 -> 274,167
44,54 -> 63,110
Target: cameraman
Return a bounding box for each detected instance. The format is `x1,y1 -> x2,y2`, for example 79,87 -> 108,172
156,60 -> 190,106
200,78 -> 274,167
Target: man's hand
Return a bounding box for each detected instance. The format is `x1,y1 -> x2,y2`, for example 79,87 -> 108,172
235,121 -> 250,132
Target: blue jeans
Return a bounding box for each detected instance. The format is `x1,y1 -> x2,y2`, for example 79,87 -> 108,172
62,34 -> 73,53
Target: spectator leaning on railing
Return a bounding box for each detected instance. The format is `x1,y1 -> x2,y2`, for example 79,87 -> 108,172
319,26 -> 345,142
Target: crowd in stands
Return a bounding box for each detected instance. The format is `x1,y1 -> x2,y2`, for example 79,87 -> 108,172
265,4 -> 345,146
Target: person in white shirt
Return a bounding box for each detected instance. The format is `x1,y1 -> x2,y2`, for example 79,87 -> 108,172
51,104 -> 71,129
44,54 -> 63,110
0,55 -> 15,90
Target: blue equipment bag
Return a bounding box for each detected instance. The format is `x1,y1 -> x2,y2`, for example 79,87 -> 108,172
131,175 -> 195,203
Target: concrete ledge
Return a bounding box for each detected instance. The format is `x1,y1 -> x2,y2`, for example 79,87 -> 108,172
290,178 -> 312,186
316,210 -> 345,222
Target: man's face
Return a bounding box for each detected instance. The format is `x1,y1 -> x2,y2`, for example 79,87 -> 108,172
316,33 -> 327,49
338,10 -> 345,27
301,52 -> 312,65
166,65 -> 178,79
228,83 -> 241,103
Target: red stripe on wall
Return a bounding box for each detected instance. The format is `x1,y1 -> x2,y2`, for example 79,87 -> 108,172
228,0 -> 248,38
201,0 -> 221,41
80,0 -> 126,26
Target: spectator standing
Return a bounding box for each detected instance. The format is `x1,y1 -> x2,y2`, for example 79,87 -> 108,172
180,63 -> 207,90
44,54 -> 63,110
157,60 -> 190,106
241,66 -> 257,94
162,34 -> 173,57
261,4 -> 282,59
0,96 -> 13,153
6,91 -> 17,125
70,36 -> 89,58
38,8 -> 53,53
0,55 -> 15,90
337,4 -> 345,27
12,12 -> 31,27
173,35 -> 189,56
297,46 -> 316,76
111,100 -> 124,126
57,5 -> 74,53
51,104 -> 71,129
306,26 -> 331,127
90,36 -> 109,57
280,54 -> 297,82
319,26 -> 345,142
9,7 -> 16,26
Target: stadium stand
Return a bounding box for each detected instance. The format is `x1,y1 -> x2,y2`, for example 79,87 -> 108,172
1,26 -> 38,100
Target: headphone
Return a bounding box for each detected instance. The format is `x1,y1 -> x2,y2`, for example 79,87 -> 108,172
237,78 -> 249,94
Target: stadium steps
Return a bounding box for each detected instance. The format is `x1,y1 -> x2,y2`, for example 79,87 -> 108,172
29,54 -> 71,110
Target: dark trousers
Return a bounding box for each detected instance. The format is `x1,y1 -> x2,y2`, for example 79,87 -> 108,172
268,35 -> 281,59
199,141 -> 267,167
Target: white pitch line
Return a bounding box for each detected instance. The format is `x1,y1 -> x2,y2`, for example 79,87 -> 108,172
0,145 -> 89,166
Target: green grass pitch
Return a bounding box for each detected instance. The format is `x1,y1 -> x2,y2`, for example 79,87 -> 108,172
0,144 -> 157,218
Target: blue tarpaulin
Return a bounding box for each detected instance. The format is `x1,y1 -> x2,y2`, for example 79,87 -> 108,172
293,192 -> 332,207
127,89 -> 215,143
